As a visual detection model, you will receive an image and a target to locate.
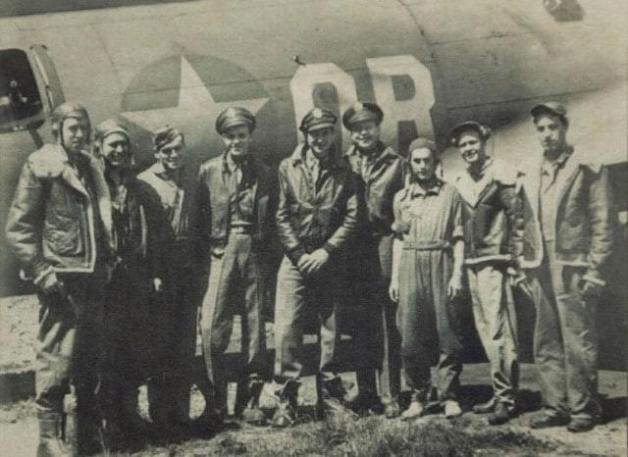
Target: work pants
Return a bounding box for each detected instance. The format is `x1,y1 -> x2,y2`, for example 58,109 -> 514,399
36,268 -> 107,452
398,246 -> 463,402
467,263 -> 519,409
199,233 -> 265,413
273,255 -> 345,397
353,234 -> 401,406
148,247 -> 200,425
529,240 -> 601,420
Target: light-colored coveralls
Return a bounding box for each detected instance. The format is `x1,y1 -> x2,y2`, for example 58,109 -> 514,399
392,179 -> 464,402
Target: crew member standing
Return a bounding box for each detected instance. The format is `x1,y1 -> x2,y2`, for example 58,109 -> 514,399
342,102 -> 405,418
389,138 -> 465,420
451,121 -> 523,425
6,102 -> 114,456
520,102 -> 614,433
138,127 -> 200,432
272,107 -> 358,427
96,119 -> 166,448
195,107 -> 274,426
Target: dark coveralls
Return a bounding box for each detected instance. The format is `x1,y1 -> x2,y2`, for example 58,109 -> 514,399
274,145 -> 358,399
392,179 -> 465,402
102,174 -> 167,423
137,162 -> 201,424
344,142 -> 404,406
195,153 -> 273,414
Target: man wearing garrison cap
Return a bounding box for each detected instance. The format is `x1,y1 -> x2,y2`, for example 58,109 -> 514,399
138,126 -> 200,433
272,107 -> 358,427
518,102 -> 614,433
341,102 -> 405,418
194,106 -> 274,426
389,137 -> 465,421
451,120 -> 523,425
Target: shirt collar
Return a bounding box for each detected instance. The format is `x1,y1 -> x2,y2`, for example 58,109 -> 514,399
292,143 -> 342,169
543,146 -> 573,173
409,177 -> 443,197
467,157 -> 494,181
222,151 -> 251,174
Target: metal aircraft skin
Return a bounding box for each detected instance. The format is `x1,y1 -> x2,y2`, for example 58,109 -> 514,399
0,0 -> 626,367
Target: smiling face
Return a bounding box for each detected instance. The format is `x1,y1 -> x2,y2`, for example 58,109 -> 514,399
456,129 -> 487,166
60,117 -> 90,155
155,134 -> 185,172
535,113 -> 568,155
350,120 -> 380,151
101,132 -> 131,170
306,126 -> 335,159
409,147 -> 437,182
221,124 -> 252,159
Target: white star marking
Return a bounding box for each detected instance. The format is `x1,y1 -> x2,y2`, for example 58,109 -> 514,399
122,56 -> 268,144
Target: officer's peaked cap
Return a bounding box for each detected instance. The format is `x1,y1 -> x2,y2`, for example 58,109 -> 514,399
299,107 -> 337,133
342,101 -> 384,129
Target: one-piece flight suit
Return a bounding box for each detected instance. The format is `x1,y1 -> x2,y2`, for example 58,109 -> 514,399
392,179 -> 465,402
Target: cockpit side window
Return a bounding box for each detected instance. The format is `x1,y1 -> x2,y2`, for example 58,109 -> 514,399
0,49 -> 44,133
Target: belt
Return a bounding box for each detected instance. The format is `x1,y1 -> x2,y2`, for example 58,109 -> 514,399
402,240 -> 451,251
229,225 -> 254,235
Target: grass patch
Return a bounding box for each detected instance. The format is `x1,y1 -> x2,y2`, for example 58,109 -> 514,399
205,414 -> 557,457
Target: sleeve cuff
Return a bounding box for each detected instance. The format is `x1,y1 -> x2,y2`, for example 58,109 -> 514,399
287,246 -> 306,266
322,242 -> 337,255
583,272 -> 606,287
33,265 -> 55,289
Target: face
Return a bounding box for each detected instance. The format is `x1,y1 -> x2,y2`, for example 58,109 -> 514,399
306,126 -> 335,158
350,120 -> 380,151
456,130 -> 486,165
409,147 -> 437,182
101,133 -> 131,170
535,113 -> 568,154
155,134 -> 185,172
60,117 -> 90,154
221,124 -> 252,158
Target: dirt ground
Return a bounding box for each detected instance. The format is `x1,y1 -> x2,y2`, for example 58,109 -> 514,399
0,295 -> 626,456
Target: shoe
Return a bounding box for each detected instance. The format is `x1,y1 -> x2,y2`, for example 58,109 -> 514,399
567,417 -> 596,433
36,408 -> 70,457
472,398 -> 496,414
444,400 -> 462,419
271,398 -> 296,428
384,402 -> 401,419
347,391 -> 383,415
487,402 -> 512,425
529,413 -> 570,429
401,400 -> 425,421
242,379 -> 267,426
318,378 -> 358,420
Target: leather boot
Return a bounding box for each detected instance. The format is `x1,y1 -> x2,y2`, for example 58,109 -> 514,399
37,408 -> 70,457
242,379 -> 266,425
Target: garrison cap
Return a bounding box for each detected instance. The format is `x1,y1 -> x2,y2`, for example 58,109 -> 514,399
299,107 -> 337,133
215,106 -> 256,134
342,101 -> 384,129
153,126 -> 183,151
408,137 -> 438,156
531,101 -> 568,125
450,120 -> 491,145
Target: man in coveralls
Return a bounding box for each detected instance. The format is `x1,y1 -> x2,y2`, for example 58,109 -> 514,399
95,119 -> 166,448
6,102 -> 114,456
272,107 -> 358,427
520,102 -> 614,433
138,127 -> 200,433
389,137 -> 465,420
451,121 -> 523,425
195,107 -> 274,426
342,102 -> 405,418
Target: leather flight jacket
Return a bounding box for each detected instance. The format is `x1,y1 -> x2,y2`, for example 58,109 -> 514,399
276,144 -> 358,264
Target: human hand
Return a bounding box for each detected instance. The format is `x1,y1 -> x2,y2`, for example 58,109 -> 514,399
34,268 -> 64,295
389,278 -> 399,303
447,271 -> 463,300
153,277 -> 163,293
300,249 -> 330,276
